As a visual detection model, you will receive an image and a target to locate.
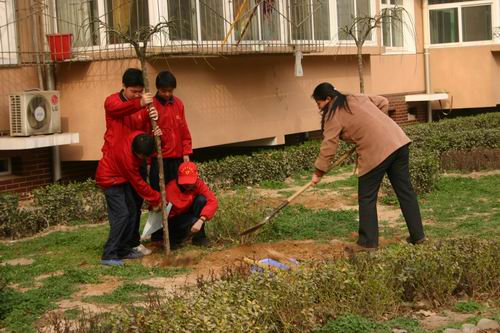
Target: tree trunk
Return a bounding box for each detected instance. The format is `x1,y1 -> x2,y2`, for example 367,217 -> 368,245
356,43 -> 365,94
140,58 -> 171,256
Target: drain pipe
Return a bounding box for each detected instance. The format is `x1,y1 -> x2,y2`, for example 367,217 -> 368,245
423,0 -> 433,123
41,0 -> 62,182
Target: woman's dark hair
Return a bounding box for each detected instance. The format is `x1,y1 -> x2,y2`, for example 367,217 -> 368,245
156,71 -> 177,89
122,68 -> 144,87
132,134 -> 155,156
312,82 -> 350,131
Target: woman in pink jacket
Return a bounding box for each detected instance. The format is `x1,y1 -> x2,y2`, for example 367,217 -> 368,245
311,82 -> 426,249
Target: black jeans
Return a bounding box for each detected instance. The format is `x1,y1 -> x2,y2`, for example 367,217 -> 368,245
102,183 -> 142,260
357,144 -> 425,247
149,157 -> 183,191
152,195 -> 208,246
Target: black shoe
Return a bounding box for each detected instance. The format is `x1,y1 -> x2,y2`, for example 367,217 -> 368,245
406,236 -> 427,245
356,240 -> 378,249
192,236 -> 210,247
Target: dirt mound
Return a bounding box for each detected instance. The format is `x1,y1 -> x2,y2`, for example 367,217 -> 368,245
139,238 -> 397,293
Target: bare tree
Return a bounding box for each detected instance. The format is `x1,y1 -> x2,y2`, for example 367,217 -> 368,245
91,18 -> 174,255
339,6 -> 412,93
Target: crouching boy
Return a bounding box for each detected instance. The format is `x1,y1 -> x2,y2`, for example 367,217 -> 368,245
96,131 -> 160,266
151,162 -> 218,249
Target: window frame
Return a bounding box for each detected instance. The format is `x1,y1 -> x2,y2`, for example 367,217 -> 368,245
427,0 -> 498,48
0,0 -> 19,66
0,157 -> 12,176
334,0 -> 377,46
380,0 -> 416,54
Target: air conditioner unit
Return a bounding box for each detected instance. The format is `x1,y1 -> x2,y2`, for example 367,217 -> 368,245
9,90 -> 61,136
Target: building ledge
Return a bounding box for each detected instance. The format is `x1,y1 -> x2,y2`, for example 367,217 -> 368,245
405,93 -> 449,102
0,133 -> 79,150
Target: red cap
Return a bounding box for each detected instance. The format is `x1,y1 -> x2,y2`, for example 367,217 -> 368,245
178,161 -> 198,185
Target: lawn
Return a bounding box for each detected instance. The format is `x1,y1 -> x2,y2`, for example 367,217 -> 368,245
0,172 -> 499,332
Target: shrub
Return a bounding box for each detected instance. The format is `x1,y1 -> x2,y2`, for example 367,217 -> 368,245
45,238 -> 499,333
207,190 -> 266,243
0,193 -> 48,238
33,179 -> 106,225
441,148 -> 500,171
198,141 -> 354,189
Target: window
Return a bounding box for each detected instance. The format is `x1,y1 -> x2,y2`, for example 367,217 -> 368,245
429,1 -> 494,44
106,0 -> 149,44
0,0 -> 17,65
233,0 -> 281,41
462,5 -> 492,41
337,0 -> 372,41
200,0 -> 225,41
430,8 -> 459,43
0,158 -> 11,176
167,0 -> 198,41
381,0 -> 404,47
56,0 -> 100,47
289,0 -> 330,41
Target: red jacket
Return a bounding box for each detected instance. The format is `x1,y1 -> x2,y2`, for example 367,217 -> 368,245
95,131 -> 161,207
165,179 -> 218,220
147,95 -> 192,159
101,91 -> 150,155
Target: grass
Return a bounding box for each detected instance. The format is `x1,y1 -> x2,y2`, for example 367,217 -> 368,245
420,175 -> 500,239
0,222 -> 186,333
82,282 -> 158,304
258,205 -> 358,242
315,314 -> 428,333
454,300 -> 484,313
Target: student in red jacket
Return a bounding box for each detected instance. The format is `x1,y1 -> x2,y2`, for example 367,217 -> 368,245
96,131 -> 161,266
147,71 -> 193,189
102,68 -> 158,155
152,162 -> 218,249
102,68 -> 160,257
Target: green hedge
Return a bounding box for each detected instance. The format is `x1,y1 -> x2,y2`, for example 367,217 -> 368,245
46,238 -> 499,333
199,113 -> 499,193
33,179 -> 106,224
0,180 -> 106,239
198,141 -> 354,188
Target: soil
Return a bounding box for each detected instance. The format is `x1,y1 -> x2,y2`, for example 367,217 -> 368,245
138,238 -> 397,294
0,258 -> 34,266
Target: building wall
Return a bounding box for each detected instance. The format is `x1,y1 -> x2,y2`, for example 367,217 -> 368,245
0,148 -> 52,194
0,67 -> 40,131
57,50 -> 427,162
429,45 -> 500,109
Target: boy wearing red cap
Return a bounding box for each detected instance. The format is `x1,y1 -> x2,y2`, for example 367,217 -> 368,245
151,161 -> 218,248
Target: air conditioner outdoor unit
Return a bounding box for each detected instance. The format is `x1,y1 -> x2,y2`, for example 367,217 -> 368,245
9,90 -> 61,136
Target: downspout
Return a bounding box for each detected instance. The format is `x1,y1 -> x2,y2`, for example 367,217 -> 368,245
30,0 -> 44,91
40,0 -> 61,181
423,0 -> 433,122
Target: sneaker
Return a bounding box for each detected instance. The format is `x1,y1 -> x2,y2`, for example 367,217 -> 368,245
120,249 -> 145,260
134,244 -> 152,256
101,259 -> 124,266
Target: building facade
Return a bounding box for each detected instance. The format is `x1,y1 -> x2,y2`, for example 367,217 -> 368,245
0,0 -> 498,193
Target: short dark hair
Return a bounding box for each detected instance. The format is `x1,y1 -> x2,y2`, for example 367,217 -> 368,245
132,134 -> 155,156
122,68 -> 144,87
156,71 -> 177,89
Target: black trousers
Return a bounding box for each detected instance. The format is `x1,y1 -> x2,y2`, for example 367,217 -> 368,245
152,195 -> 208,246
102,183 -> 142,260
149,157 -> 183,191
357,144 -> 425,247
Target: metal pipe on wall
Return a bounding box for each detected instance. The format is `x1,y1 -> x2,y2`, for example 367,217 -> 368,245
423,0 -> 433,122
